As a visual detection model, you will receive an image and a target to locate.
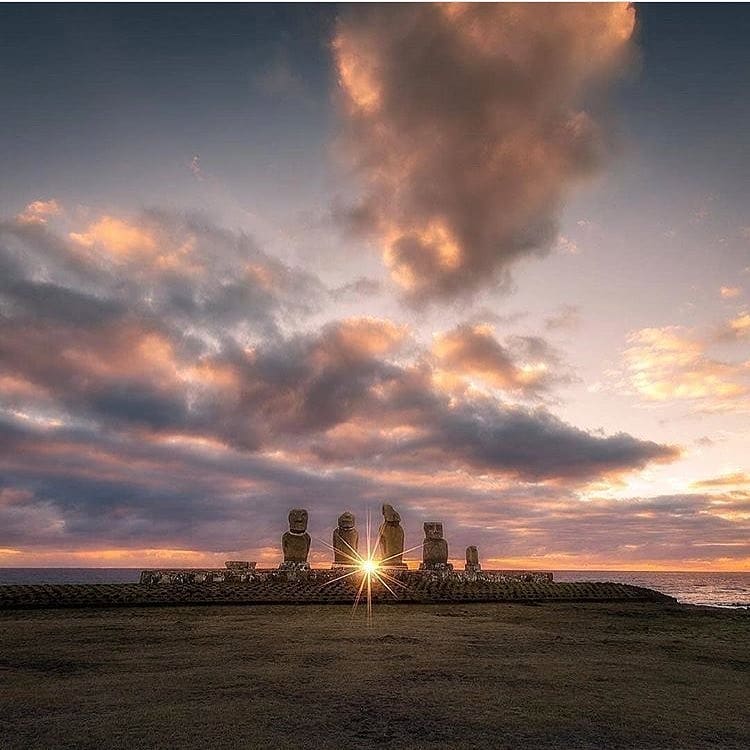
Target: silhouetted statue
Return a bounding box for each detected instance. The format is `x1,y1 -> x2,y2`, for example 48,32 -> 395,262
420,521 -> 452,570
282,508 -> 311,566
465,546 -> 481,572
377,503 -> 406,567
333,511 -> 359,566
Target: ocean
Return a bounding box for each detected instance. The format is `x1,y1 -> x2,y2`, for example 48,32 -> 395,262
553,570 -> 750,608
0,568 -> 748,608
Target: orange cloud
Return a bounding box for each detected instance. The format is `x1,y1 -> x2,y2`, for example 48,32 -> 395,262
70,215 -> 157,257
69,214 -> 205,275
58,325 -> 180,386
622,326 -> 750,409
728,312 -> 750,337
333,3 -> 635,301
16,198 -> 62,225
432,324 -> 569,397
325,317 -> 408,358
720,285 -> 742,299
691,472 -> 750,489
69,216 -> 156,259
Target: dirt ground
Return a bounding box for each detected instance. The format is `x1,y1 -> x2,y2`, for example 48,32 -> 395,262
1,602 -> 748,749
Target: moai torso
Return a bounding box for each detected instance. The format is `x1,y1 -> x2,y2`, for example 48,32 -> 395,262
333,512 -> 359,565
377,503 -> 406,567
420,522 -> 453,570
465,545 -> 481,572
282,508 -> 311,564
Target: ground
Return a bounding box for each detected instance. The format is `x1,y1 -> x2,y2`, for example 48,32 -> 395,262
1,602 -> 748,749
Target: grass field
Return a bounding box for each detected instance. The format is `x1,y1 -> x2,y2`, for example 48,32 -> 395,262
1,602 -> 748,749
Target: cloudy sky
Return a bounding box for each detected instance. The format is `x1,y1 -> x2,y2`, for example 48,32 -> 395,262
1,4 -> 748,570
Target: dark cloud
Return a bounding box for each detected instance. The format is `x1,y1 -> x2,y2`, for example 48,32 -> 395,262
0,206 -> 687,561
333,3 -> 635,302
383,403 -> 677,482
0,416 -> 742,566
1,211 -> 324,340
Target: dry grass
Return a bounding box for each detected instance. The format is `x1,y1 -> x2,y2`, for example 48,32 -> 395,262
1,602 -> 748,749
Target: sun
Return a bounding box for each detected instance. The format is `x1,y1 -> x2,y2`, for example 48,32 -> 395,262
317,508 -> 421,624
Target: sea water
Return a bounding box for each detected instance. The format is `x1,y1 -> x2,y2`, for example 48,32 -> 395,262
554,570 -> 750,608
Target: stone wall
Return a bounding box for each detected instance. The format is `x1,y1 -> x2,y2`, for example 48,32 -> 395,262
138,568 -> 554,586
0,575 -> 676,610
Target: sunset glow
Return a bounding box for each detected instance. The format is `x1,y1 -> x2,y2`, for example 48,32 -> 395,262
1,4 -> 748,573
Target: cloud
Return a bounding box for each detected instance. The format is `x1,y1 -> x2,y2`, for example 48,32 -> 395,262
2,210 -> 324,339
722,312 -> 750,339
0,214 -> 675,483
1,206 -> 686,563
333,3 -> 635,302
235,325 -> 674,483
16,199 -> 62,225
554,236 -> 580,255
330,276 -> 382,300
620,326 -> 750,410
70,215 -> 159,258
720,285 -> 742,299
691,473 -> 750,489
0,418 -> 738,568
431,323 -> 574,397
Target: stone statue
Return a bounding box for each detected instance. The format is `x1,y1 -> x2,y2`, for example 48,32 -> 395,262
281,508 -> 311,566
465,545 -> 481,572
420,521 -> 452,571
377,503 -> 406,567
332,511 -> 359,566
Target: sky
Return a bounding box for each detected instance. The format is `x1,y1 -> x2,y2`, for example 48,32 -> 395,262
1,3 -> 748,571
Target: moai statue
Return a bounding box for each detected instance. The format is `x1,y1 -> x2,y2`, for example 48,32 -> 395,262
465,545 -> 481,572
281,508 -> 311,568
332,511 -> 359,566
419,522 -> 453,571
377,503 -> 407,568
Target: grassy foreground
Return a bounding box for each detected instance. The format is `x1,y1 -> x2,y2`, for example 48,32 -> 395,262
1,602 -> 748,749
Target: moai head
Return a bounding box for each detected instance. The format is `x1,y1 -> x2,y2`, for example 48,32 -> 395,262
466,546 -> 479,565
382,503 -> 401,524
338,511 -> 355,531
288,508 -> 308,534
424,521 -> 444,540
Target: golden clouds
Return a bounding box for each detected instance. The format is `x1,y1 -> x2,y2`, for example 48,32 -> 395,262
332,29 -> 382,115
691,473 -> 750,489
438,3 -> 635,74
728,312 -> 750,337
720,285 -> 742,299
333,3 -> 635,301
326,317 -> 408,357
69,215 -> 203,275
435,325 -> 539,392
622,325 -> 750,409
70,216 -> 157,257
58,325 -> 180,386
432,323 -> 570,398
16,198 -> 62,225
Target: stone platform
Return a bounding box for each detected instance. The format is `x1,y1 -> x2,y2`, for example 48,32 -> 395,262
137,567 -> 554,585
0,569 -> 675,609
